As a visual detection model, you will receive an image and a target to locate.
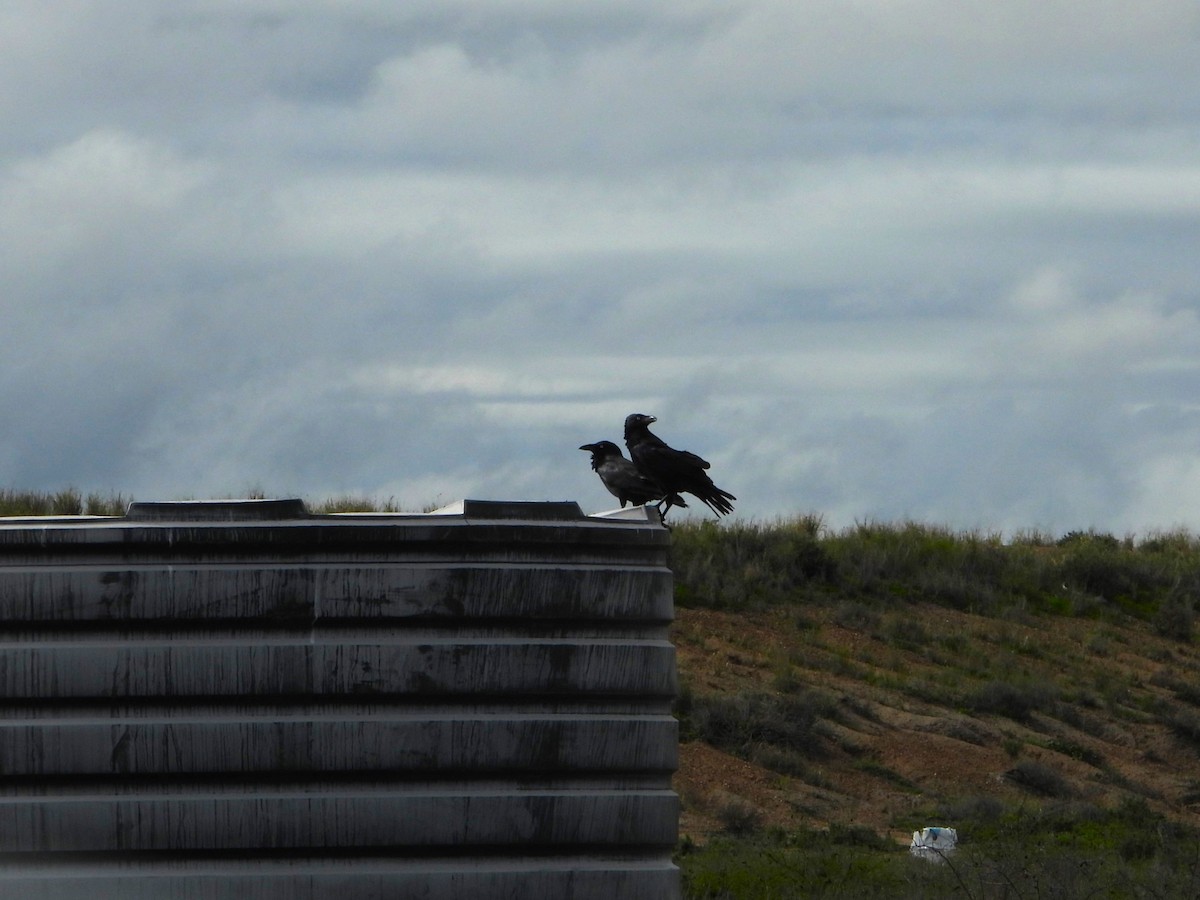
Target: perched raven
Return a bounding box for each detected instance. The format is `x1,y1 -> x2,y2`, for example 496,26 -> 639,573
579,440 -> 687,511
624,413 -> 735,518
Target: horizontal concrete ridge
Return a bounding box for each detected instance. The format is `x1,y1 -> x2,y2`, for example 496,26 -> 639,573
125,498 -> 311,521
0,498 -> 670,559
0,639 -> 679,698
0,566 -> 674,623
122,498 -> 602,522
0,856 -> 680,900
0,715 -> 679,776
0,499 -> 680,899
0,789 -> 681,852
428,499 -> 588,519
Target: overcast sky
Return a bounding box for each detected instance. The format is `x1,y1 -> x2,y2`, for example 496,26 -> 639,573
2,1 -> 1199,535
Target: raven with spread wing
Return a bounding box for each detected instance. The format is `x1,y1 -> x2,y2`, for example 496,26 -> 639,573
624,413 -> 735,518
579,440 -> 687,511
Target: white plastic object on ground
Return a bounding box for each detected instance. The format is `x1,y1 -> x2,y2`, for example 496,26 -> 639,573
910,826 -> 958,861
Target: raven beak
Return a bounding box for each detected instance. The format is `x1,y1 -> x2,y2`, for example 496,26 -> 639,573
579,444 -> 594,451
647,416 -> 657,424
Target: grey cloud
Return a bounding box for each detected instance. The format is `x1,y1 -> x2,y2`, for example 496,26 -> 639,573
0,1 -> 1198,534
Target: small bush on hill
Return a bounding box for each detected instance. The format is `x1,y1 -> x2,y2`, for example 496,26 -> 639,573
671,517 -> 835,609
684,690 -> 835,765
966,680 -> 1058,723
1004,760 -> 1076,798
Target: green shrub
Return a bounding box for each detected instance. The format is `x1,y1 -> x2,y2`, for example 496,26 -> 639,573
832,600 -> 881,631
1043,737 -> 1105,768
1054,535 -> 1181,619
967,680 -> 1058,723
685,690 -> 834,765
1168,708 -> 1200,750
938,794 -> 1005,825
672,517 -> 835,610
711,792 -> 763,836
1155,595 -> 1196,642
750,744 -> 825,783
310,494 -> 404,513
1005,760 -> 1075,798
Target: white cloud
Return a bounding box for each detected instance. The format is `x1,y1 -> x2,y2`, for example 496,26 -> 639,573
1125,454 -> 1200,534
0,130 -> 209,266
994,268 -> 1200,381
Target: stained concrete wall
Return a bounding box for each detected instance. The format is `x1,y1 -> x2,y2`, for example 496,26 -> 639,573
0,499 -> 679,899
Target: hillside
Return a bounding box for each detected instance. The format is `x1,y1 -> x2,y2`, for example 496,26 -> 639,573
668,519 -> 1200,896
673,602 -> 1200,839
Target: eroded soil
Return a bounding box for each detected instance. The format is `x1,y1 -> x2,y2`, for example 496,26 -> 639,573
671,603 -> 1200,845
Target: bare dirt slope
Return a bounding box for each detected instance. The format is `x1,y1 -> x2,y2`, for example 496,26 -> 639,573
671,603 -> 1200,846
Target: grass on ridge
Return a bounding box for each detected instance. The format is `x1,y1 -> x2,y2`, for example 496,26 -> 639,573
670,517 -> 1200,631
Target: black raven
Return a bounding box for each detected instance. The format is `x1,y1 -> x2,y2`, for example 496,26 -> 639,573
624,413 -> 735,518
579,440 -> 687,511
